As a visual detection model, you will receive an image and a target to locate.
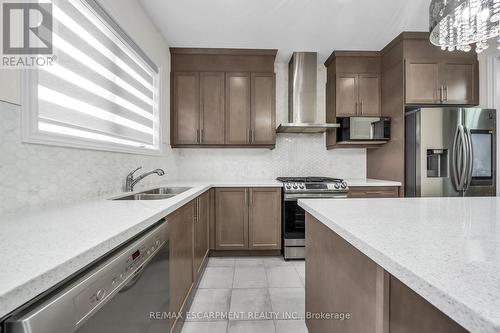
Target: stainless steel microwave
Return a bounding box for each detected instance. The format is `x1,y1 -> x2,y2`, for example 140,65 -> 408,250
337,117 -> 391,143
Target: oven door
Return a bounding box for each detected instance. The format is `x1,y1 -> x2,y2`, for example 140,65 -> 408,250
283,193 -> 347,239
283,198 -> 306,240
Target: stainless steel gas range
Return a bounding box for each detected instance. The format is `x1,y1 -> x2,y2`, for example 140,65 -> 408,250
277,177 -> 349,260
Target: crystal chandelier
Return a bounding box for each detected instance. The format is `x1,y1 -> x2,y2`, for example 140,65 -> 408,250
430,0 -> 500,53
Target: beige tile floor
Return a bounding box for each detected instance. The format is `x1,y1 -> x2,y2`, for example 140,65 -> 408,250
181,257 -> 308,333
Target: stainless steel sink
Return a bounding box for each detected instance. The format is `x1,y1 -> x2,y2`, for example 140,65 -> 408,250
142,187 -> 191,195
111,187 -> 192,200
113,193 -> 177,201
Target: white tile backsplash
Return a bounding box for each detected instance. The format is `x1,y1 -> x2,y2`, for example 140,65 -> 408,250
174,135 -> 365,181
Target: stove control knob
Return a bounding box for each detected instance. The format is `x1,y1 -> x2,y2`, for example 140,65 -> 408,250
285,184 -> 291,189
334,183 -> 340,189
299,184 -> 305,189
292,184 -> 298,189
341,182 -> 347,189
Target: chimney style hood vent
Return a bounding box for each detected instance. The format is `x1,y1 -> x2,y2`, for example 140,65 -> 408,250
276,52 -> 339,134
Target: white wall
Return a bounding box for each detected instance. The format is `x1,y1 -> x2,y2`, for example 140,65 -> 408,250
174,64 -> 367,181
478,42 -> 500,194
0,0 -> 177,215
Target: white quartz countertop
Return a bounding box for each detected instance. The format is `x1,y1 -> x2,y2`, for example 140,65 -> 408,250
344,178 -> 401,187
298,197 -> 500,333
0,179 -> 283,319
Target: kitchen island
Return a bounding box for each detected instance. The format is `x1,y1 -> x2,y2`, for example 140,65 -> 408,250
299,197 -> 500,333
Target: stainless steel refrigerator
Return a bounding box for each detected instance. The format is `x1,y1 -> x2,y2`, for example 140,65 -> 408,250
405,108 -> 496,197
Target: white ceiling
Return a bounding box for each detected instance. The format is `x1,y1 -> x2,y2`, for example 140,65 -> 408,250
139,0 -> 431,63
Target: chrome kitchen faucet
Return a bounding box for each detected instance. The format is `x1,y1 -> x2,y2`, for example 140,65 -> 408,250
125,167 -> 165,192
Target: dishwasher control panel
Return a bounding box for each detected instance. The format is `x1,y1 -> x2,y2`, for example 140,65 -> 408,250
74,223 -> 168,327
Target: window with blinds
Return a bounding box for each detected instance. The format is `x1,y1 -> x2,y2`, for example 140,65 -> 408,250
22,0 -> 160,154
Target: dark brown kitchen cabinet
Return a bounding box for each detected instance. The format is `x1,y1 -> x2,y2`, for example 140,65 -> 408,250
225,72 -> 252,145
358,74 -> 381,116
200,72 -> 225,144
336,74 -> 381,117
251,73 -> 276,145
170,48 -> 277,149
215,188 -> 249,250
348,186 -> 399,198
215,187 -> 281,251
172,72 -> 199,145
336,74 -> 358,117
169,201 -> 194,329
405,58 -> 478,105
248,188 -> 281,250
441,60 -> 477,105
193,191 -> 210,279
405,59 -> 442,104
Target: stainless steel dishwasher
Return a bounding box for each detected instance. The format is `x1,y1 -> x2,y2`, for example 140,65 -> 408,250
5,221 -> 170,333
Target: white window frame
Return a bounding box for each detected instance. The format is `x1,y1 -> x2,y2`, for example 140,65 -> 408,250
21,0 -> 162,156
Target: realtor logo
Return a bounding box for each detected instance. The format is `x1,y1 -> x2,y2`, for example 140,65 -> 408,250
1,1 -> 55,67
2,2 -> 52,54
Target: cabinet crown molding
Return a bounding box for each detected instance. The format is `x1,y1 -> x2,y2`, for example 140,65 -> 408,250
170,47 -> 278,57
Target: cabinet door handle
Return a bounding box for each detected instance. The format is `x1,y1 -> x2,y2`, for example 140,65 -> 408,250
249,190 -> 253,206
444,85 -> 448,102
196,129 -> 200,143
249,129 -> 253,144
439,86 -> 443,103
200,129 -> 204,143
360,101 -> 363,115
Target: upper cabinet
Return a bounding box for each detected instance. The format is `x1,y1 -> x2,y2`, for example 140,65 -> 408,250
324,51 -> 382,149
225,72 -> 251,144
251,73 -> 276,145
200,72 -> 225,144
172,72 -> 200,145
170,48 -> 277,149
335,73 -> 382,117
405,58 -> 478,105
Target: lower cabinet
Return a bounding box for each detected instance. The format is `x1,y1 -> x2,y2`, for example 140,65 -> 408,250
215,187 -> 281,251
169,201 -> 194,329
348,186 -> 399,198
169,192 -> 210,333
249,188 -> 281,250
193,191 -> 210,279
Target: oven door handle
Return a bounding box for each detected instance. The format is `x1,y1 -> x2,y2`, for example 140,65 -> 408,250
284,194 -> 348,201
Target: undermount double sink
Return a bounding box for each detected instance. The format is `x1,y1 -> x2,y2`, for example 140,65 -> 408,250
113,187 -> 191,200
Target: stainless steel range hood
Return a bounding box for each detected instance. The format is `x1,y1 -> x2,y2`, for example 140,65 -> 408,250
276,52 -> 339,133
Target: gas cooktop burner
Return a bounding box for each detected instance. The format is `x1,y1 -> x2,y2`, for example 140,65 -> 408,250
276,177 -> 348,194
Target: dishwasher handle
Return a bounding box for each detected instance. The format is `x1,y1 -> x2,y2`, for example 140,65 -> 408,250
4,222 -> 169,333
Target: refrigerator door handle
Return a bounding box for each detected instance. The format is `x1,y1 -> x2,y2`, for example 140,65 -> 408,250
452,125 -> 468,192
459,125 -> 468,192
452,126 -> 461,191
464,127 -> 474,191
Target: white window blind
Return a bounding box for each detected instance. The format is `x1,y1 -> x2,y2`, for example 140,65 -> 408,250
23,0 -> 161,154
